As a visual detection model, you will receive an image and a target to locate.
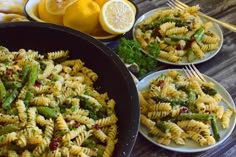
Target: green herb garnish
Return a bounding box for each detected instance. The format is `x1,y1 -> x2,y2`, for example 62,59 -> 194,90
116,38 -> 157,77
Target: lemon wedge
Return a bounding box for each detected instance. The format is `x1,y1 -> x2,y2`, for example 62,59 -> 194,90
38,0 -> 63,24
99,0 -> 135,34
45,0 -> 77,15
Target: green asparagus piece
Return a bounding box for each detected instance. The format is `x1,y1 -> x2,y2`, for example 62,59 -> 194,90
188,90 -> 197,112
170,35 -> 190,41
21,64 -> 31,83
151,96 -> 187,106
164,38 -> 176,45
142,17 -> 191,31
28,64 -> 39,87
0,79 -> 6,101
156,121 -> 169,133
4,81 -> 22,89
194,27 -> 205,43
97,145 -> 106,157
201,85 -> 217,96
2,89 -> 18,110
187,48 -> 196,62
177,113 -> 212,121
24,91 -> 33,107
36,106 -> 57,119
211,115 -> 220,141
0,125 -> 20,136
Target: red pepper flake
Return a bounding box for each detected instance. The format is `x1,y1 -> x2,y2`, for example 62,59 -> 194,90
73,122 -> 80,128
93,124 -> 100,130
91,148 -> 97,152
49,138 -> 60,151
176,44 -> 182,50
180,107 -> 190,113
5,68 -> 13,76
155,80 -> 164,88
205,110 -> 211,113
34,80 -> 41,88
17,69 -> 22,73
64,117 -> 70,123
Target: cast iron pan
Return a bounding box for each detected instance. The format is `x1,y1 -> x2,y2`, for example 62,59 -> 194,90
0,22 -> 139,157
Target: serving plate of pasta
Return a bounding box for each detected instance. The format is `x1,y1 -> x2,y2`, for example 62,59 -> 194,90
133,6 -> 223,65
136,69 -> 236,153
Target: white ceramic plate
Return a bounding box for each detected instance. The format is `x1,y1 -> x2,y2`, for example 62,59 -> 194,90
133,7 -> 224,66
136,69 -> 236,153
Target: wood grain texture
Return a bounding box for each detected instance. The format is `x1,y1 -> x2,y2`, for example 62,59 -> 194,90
128,0 -> 236,156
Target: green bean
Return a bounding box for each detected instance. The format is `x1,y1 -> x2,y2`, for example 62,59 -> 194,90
28,64 -> 39,87
177,113 -> 212,121
0,125 -> 20,136
2,89 -> 18,110
0,79 -> 6,101
211,115 -> 220,141
170,35 -> 190,41
194,27 -> 205,43
21,64 -> 31,83
36,106 -> 57,119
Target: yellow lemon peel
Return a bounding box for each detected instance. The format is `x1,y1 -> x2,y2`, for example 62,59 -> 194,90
63,0 -> 100,34
38,0 -> 63,25
45,0 -> 77,15
99,0 -> 135,34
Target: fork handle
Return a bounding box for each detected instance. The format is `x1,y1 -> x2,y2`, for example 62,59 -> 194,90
198,12 -> 236,32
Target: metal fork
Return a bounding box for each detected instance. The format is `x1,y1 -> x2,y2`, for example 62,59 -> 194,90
183,64 -> 236,114
167,0 -> 236,32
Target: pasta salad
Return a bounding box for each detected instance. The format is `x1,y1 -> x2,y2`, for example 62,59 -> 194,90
134,6 -> 221,63
0,46 -> 118,157
139,70 -> 233,146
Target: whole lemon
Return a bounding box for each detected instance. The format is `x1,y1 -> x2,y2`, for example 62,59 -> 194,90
94,0 -> 109,7
63,0 -> 100,34
38,0 -> 63,25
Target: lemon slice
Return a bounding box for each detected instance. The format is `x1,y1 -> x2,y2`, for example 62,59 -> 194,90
38,0 -> 63,24
99,0 -> 135,34
45,0 -> 77,15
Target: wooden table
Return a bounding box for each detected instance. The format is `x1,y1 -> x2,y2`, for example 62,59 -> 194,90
119,0 -> 236,156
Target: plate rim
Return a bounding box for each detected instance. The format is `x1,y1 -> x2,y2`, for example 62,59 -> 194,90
136,69 -> 236,153
132,7 -> 224,66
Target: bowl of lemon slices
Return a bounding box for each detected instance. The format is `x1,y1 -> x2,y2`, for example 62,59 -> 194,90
24,0 -> 138,41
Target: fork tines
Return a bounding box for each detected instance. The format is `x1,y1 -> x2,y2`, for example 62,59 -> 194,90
183,64 -> 204,82
183,64 -> 236,114
167,0 -> 187,10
